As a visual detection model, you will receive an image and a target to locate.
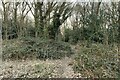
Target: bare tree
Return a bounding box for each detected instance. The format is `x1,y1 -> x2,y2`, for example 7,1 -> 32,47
118,1 -> 120,51
2,1 -> 10,40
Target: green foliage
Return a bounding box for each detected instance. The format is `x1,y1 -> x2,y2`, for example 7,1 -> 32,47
63,26 -> 104,44
34,64 -> 54,78
108,26 -> 118,44
89,31 -> 104,43
73,43 -> 119,78
64,28 -> 81,44
2,21 -> 18,39
48,13 -> 61,40
48,24 -> 55,39
26,26 -> 36,37
2,37 -> 73,60
64,28 -> 71,42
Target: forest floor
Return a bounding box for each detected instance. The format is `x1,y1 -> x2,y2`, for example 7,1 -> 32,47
1,39 -> 119,78
0,45 -> 81,78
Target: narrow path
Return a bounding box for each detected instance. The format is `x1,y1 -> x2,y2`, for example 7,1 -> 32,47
0,57 -> 81,78
50,44 -> 81,78
0,45 -> 81,78
48,57 -> 75,78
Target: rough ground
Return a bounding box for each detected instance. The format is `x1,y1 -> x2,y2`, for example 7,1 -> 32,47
0,45 -> 81,78
0,57 -> 81,78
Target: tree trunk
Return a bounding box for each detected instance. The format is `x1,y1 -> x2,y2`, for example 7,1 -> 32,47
34,3 -> 39,38
38,2 -> 44,37
118,2 -> 120,52
2,3 -> 8,40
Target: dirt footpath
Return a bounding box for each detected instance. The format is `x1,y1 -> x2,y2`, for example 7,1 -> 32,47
0,57 -> 81,78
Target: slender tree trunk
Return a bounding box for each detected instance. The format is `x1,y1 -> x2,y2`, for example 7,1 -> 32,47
118,2 -> 120,52
14,5 -> 18,38
3,3 -> 8,40
38,2 -> 44,37
20,16 -> 24,37
103,24 -> 108,46
35,17 -> 39,38
34,3 -> 39,38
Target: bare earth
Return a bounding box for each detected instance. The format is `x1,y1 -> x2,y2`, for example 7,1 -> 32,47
0,45 -> 81,78
0,57 -> 81,78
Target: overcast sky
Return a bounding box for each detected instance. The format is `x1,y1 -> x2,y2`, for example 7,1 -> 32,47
0,0 -> 119,7
0,0 -> 120,2
0,0 -> 119,19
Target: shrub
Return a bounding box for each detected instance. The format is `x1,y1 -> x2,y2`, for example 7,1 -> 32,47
26,27 -> 36,37
34,63 -> 55,78
64,28 -> 81,44
73,43 -> 119,78
2,37 -> 73,60
63,27 -> 104,44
